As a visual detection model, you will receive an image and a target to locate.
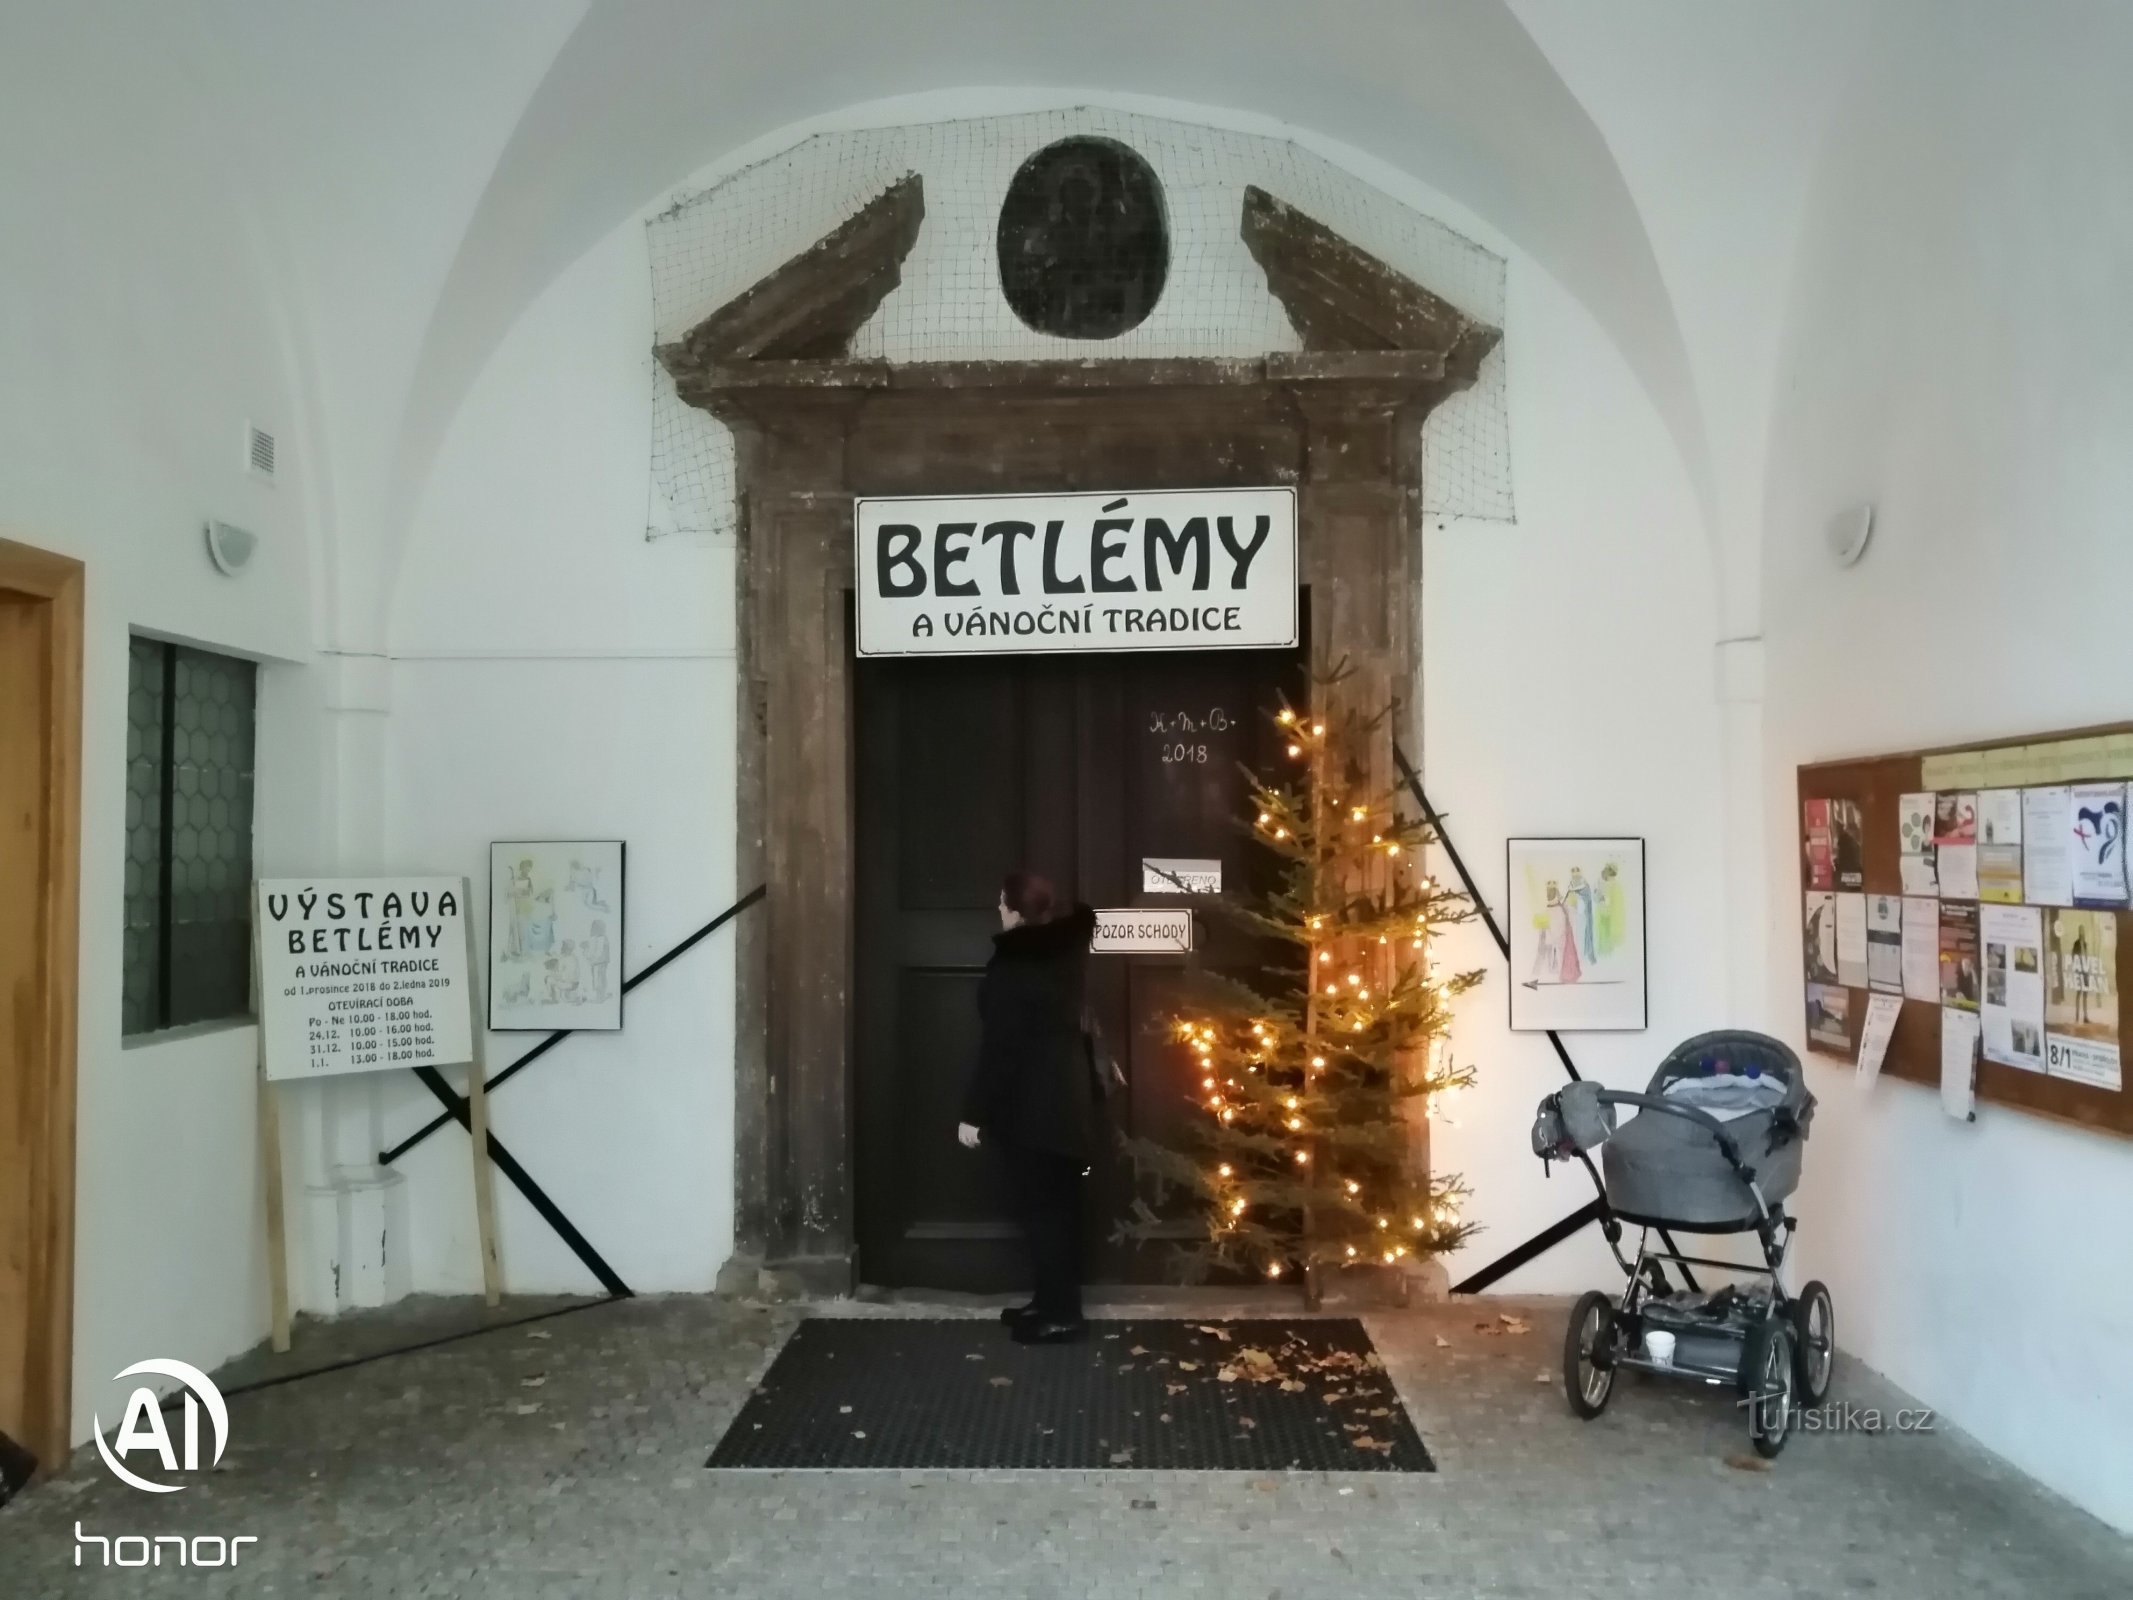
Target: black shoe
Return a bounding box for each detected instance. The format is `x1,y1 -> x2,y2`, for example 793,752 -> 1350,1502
1010,1317 -> 1087,1345
0,1429 -> 35,1508
999,1302 -> 1036,1326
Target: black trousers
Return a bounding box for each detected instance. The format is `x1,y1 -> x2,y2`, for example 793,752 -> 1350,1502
1005,1147 -> 1086,1320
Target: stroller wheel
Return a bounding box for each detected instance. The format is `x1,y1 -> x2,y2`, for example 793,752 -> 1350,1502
1563,1291 -> 1617,1419
1746,1320 -> 1796,1459
1791,1280 -> 1835,1405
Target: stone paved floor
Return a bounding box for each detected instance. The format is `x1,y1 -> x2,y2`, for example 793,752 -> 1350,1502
3,1290 -> 2128,1598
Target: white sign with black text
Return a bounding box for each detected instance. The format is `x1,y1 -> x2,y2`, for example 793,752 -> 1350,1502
256,878 -> 474,1081
1091,908 -> 1196,954
1142,857 -> 1223,894
854,487 -> 1298,657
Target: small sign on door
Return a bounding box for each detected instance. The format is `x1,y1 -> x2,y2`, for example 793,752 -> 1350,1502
1092,908 -> 1195,954
1141,857 -> 1222,894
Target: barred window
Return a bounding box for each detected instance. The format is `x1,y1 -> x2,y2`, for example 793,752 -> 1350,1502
123,638 -> 257,1035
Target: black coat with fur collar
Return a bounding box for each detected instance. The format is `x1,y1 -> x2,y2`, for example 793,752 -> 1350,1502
962,904 -> 1100,1160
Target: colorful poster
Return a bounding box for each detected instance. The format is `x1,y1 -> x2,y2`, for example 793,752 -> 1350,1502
1938,903 -> 1980,1012
1830,799 -> 1865,891
1803,891 -> 1839,986
1976,789 -> 2024,903
2020,785 -> 2074,906
1901,896 -> 1941,1000
1806,983 -> 1851,1053
2045,908 -> 2121,1092
1802,799 -> 1834,891
1978,904 -> 2045,1072
1856,992 -> 1903,1086
2070,782 -> 2129,907
1507,838 -> 1648,1031
1866,894 -> 1904,994
1940,1006 -> 1980,1121
1835,892 -> 1869,988
1934,792 -> 1979,900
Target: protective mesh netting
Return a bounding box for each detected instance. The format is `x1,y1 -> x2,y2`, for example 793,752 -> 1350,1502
646,107 -> 1511,538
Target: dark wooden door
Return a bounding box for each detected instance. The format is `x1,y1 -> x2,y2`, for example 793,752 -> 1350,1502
856,645 -> 1301,1290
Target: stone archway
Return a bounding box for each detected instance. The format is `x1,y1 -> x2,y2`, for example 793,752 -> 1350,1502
660,177 -> 1498,1293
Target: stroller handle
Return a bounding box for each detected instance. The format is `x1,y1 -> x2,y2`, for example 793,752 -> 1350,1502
1588,1089 -> 1746,1169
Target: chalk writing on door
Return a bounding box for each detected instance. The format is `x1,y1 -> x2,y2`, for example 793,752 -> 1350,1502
1150,706 -> 1233,765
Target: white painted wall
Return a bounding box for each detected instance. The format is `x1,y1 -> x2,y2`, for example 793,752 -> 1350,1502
1426,252 -> 1727,1294
1763,3 -> 2133,1534
381,119 -> 1726,1302
385,222 -> 737,1295
0,13 -> 326,1442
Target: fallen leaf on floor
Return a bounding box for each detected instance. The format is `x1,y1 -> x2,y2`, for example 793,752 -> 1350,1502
965,1353 -> 984,1362
852,1430 -> 866,1440
1498,1313 -> 1532,1335
520,1376 -> 546,1388
1119,1364 -> 1136,1374
1350,1435 -> 1378,1448
513,1403 -> 542,1416
1434,1336 -> 1451,1348
1237,1417 -> 1257,1430
1196,1325 -> 1233,1341
1725,1454 -> 1773,1474
838,1405 -> 852,1414
1158,1413 -> 1172,1424
1166,1383 -> 1187,1396
1177,1361 -> 1201,1372
1367,1408 -> 1390,1418
1217,1366 -> 1240,1383
1130,1345 -> 1150,1356
989,1376 -> 1012,1388
1534,1370 -> 1552,1383
1109,1448 -> 1134,1464
1279,1380 -> 1305,1393
525,1330 -> 552,1341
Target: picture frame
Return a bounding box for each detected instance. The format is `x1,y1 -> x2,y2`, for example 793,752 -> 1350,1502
1507,836 -> 1648,1032
488,841 -> 625,1031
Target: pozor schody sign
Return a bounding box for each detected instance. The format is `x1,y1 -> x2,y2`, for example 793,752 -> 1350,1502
854,487 -> 1297,657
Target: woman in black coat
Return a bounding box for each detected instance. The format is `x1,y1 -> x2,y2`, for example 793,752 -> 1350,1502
957,872 -> 1100,1344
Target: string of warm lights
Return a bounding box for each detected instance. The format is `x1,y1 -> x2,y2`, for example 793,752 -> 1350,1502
1120,682 -> 1485,1295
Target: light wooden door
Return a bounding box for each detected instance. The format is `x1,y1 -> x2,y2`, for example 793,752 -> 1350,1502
0,537 -> 82,1477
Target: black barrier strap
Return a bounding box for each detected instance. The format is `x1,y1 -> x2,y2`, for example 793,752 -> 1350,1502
1450,1199 -> 1604,1294
174,1297 -> 622,1408
380,886 -> 766,1166
411,1065 -> 632,1296
1392,746 -> 1697,1294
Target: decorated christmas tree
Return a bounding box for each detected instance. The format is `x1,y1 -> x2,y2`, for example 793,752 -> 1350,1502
1123,676 -> 1483,1304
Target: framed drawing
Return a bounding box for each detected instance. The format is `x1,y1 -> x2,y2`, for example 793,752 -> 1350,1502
488,841 -> 625,1031
1507,837 -> 1648,1032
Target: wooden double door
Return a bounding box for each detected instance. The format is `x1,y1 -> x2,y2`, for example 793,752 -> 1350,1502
856,644 -> 1300,1290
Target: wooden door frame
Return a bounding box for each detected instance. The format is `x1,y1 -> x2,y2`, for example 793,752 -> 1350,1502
659,178 -> 1498,1295
0,536 -> 83,1476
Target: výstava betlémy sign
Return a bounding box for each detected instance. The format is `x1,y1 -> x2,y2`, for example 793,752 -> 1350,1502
854,487 -> 1297,657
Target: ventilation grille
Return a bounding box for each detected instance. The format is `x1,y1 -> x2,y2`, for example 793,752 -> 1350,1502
246,423 -> 276,482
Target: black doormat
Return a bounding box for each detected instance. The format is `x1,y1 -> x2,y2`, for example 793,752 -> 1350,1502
706,1317 -> 1431,1472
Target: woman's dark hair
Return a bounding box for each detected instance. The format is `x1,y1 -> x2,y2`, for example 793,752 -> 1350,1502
1002,870 -> 1058,925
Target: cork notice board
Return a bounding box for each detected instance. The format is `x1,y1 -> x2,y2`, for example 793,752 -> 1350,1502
1798,723 -> 2133,1141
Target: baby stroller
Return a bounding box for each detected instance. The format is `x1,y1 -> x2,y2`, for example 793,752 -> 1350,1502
1531,1031 -> 1833,1457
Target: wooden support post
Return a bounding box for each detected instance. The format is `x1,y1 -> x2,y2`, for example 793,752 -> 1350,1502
462,878 -> 503,1306
251,910 -> 291,1353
